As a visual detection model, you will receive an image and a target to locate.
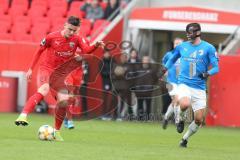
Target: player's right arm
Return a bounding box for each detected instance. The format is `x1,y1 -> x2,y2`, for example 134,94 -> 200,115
162,52 -> 169,65
27,37 -> 50,80
164,46 -> 181,70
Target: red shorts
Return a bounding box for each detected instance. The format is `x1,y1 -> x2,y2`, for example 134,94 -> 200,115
65,67 -> 83,86
37,67 -> 53,87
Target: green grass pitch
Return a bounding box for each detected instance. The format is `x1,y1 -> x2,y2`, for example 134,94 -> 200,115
0,113 -> 239,160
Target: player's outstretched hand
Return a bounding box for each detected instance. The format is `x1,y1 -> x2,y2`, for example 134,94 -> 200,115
26,69 -> 33,81
95,41 -> 105,49
159,66 -> 167,79
75,55 -> 83,62
199,72 -> 209,80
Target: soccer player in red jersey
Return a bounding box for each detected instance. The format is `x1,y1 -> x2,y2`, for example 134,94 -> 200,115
15,16 -> 104,141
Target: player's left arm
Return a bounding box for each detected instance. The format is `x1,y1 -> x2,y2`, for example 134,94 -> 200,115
207,45 -> 219,75
199,45 -> 219,79
78,37 -> 104,54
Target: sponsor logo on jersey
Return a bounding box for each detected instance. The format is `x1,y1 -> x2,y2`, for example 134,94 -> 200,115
198,50 -> 204,56
40,38 -> 46,46
55,51 -> 74,57
54,41 -> 61,45
69,42 -> 75,48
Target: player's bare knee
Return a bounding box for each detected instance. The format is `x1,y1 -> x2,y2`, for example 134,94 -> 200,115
179,101 -> 190,111
179,97 -> 190,110
37,85 -> 49,96
194,118 -> 202,126
57,100 -> 69,108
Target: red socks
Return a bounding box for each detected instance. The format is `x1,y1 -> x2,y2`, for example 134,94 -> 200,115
54,103 -> 67,130
22,92 -> 44,114
66,105 -> 73,120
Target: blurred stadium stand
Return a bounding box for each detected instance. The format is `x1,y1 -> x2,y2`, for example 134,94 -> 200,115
0,0 -> 118,42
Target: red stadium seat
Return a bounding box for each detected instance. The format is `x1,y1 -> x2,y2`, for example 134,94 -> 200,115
0,21 -> 11,33
11,0 -> 29,6
90,19 -> 109,40
78,23 -> 91,37
92,19 -> 109,31
47,6 -> 68,19
9,3 -> 28,17
12,16 -> 33,42
12,20 -> 31,36
51,17 -> 67,32
12,16 -> 31,30
31,17 -> 51,30
0,32 -> 13,41
14,33 -> 33,42
30,0 -> 48,9
0,0 -> 10,15
81,19 -> 92,28
28,0 -> 48,17
70,1 -> 85,9
67,9 -> 85,18
31,24 -> 50,42
0,14 -> 12,26
100,1 -> 108,11
29,4 -> 48,18
67,1 -> 85,18
48,0 -> 68,10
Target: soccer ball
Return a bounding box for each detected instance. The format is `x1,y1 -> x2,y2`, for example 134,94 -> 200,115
38,125 -> 55,141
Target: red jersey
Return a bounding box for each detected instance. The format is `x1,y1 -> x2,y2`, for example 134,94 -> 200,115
29,31 -> 96,70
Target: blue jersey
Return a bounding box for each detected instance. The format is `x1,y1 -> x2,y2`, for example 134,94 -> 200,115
164,40 -> 219,90
162,51 -> 180,84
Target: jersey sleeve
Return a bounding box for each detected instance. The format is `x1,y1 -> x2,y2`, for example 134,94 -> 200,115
164,46 -> 181,70
78,37 -> 97,54
162,52 -> 170,65
207,45 -> 219,75
29,35 -> 51,69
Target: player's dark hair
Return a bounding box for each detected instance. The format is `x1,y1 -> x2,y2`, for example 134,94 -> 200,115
67,16 -> 81,26
186,23 -> 201,32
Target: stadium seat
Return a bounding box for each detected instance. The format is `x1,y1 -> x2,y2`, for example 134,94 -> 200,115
51,17 -> 67,32
90,19 -> 109,40
81,19 -> 92,28
0,32 -> 13,41
31,17 -> 51,28
0,14 -> 12,27
12,16 -> 31,30
0,0 -> 10,15
0,21 -> 11,33
67,1 -> 85,18
11,0 -> 29,6
78,25 -> 91,37
28,4 -> 48,18
30,0 -> 48,10
48,0 -> 68,11
28,7 -> 47,18
100,1 -> 108,11
11,20 -> 31,37
14,33 -> 33,42
92,19 -> 109,32
12,17 -> 33,42
9,1 -> 29,17
78,19 -> 93,37
47,6 -> 68,20
31,24 -> 50,42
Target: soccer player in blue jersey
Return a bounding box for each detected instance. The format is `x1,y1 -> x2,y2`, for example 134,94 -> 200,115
162,37 -> 183,129
164,23 -> 219,147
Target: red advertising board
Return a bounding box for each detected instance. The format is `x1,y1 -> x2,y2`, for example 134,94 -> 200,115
0,77 -> 18,112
